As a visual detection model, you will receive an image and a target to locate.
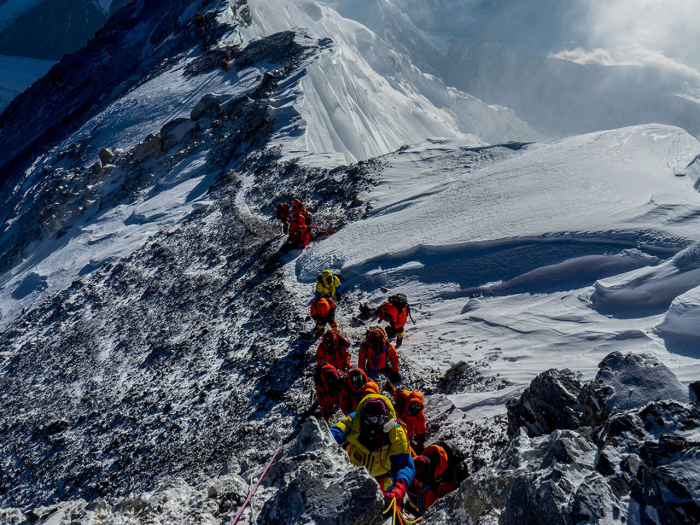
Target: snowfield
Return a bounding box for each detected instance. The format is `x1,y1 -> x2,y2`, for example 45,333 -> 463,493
297,124 -> 700,419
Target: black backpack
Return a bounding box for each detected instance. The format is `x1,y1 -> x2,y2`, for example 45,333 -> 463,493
389,293 -> 409,312
435,439 -> 466,470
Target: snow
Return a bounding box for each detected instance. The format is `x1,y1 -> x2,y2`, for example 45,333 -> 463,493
0,54 -> 56,112
294,124 -> 700,418
240,0 -> 540,164
0,153 -> 215,326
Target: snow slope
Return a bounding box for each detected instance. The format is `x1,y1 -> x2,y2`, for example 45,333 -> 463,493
298,124 -> 700,419
0,54 -> 55,113
237,0 -> 540,163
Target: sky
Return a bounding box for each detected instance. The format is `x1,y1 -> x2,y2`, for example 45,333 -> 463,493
390,0 -> 700,86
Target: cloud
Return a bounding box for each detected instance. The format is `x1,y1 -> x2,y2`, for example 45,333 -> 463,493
551,44 -> 700,85
562,0 -> 700,81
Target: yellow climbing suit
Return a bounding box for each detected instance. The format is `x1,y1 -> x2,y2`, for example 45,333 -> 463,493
315,270 -> 341,298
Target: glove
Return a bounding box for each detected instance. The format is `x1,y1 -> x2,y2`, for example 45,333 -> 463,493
385,479 -> 406,503
389,371 -> 402,386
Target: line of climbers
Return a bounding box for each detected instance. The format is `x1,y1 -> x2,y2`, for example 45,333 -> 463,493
272,201 -> 467,519
288,265 -> 467,520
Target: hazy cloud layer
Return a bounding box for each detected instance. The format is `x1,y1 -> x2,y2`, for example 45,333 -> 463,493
390,0 -> 700,84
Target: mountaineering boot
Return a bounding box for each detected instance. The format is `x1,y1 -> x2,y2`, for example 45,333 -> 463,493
396,332 -> 404,348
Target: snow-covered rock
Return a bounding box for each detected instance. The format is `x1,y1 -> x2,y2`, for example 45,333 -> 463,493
133,133 -> 163,160
428,354 -> 700,525
506,368 -> 585,437
579,351 -> 690,428
98,147 -> 115,165
190,93 -> 221,121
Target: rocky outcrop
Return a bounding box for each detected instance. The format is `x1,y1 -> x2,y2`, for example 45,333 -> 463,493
506,368 -> 584,437
160,118 -> 197,149
428,352 -> 700,525
255,418 -> 384,524
191,94 -> 221,121
0,417 -> 383,524
98,148 -> 115,165
133,133 -> 163,160
691,381 -> 700,404
579,351 -> 690,428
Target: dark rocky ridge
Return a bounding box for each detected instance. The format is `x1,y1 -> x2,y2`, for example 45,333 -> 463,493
427,352 -> 700,524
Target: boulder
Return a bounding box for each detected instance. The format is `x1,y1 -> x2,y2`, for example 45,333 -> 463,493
205,473 -> 247,505
91,160 -> 102,174
256,417 -> 384,524
98,148 -> 115,165
578,352 -> 690,427
506,368 -> 585,437
690,381 -> 700,404
191,94 -> 221,121
134,133 -> 163,161
160,118 -> 197,149
596,400 -> 700,524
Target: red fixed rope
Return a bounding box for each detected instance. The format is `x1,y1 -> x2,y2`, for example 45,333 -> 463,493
230,446 -> 282,525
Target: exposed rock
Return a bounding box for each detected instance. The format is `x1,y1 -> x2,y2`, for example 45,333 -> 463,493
506,368 -> 584,437
596,401 -> 700,525
160,118 -> 197,149
190,94 -> 221,121
579,351 -> 690,428
428,355 -> 700,525
255,417 -> 384,525
98,148 -> 115,165
91,160 -> 102,174
690,381 -> 700,404
133,133 -> 163,160
223,94 -> 251,118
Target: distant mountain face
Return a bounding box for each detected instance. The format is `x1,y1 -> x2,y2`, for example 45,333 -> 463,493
323,0 -> 700,138
0,0 -> 131,60
443,40 -> 700,138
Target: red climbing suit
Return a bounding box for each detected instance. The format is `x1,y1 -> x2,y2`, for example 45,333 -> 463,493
358,328 -> 399,374
408,444 -> 458,514
276,202 -> 290,233
393,389 -> 426,452
316,331 -> 351,371
339,368 -> 380,416
377,301 -> 408,333
287,199 -> 310,247
315,364 -> 342,419
310,297 -> 338,331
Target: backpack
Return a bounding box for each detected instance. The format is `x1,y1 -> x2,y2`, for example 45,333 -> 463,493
389,293 -> 409,312
302,210 -> 313,226
435,440 -> 466,470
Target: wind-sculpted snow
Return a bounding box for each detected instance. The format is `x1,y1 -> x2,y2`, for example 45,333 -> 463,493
301,126 -> 700,282
238,0 -> 540,163
592,241 -> 700,317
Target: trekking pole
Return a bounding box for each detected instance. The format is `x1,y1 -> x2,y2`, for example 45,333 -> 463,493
230,447 -> 281,525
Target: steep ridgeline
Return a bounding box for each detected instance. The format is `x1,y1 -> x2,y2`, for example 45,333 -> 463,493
0,70 -> 382,508
0,0 -> 387,511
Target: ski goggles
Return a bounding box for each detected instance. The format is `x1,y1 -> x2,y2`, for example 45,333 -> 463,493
407,402 -> 423,417
364,414 -> 386,427
350,372 -> 365,389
